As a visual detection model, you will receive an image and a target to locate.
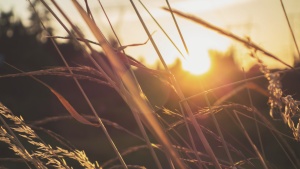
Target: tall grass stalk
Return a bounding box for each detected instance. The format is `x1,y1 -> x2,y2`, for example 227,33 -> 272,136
38,0 -> 128,167
72,0 -> 186,168
94,1 -> 164,168
2,0 -> 300,168
130,1 -> 221,168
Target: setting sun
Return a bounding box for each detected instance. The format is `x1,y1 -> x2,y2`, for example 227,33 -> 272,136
182,51 -> 211,75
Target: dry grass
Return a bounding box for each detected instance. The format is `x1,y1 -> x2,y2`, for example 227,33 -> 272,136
1,0 -> 300,168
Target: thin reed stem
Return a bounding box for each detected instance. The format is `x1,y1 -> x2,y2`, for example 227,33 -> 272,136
279,0 -> 300,58
72,1 -> 186,168
96,2 -> 165,168
130,1 -> 221,168
34,1 -> 128,168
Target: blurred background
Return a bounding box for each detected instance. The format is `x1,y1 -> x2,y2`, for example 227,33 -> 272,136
0,0 -> 300,168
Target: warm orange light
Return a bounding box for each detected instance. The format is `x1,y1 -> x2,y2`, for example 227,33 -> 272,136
182,51 -> 211,75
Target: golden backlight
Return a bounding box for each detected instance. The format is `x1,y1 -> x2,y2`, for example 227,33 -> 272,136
182,51 -> 211,75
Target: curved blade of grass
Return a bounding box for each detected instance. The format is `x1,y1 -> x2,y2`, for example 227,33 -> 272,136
38,1 -> 130,168
78,1 -> 172,168
78,2 -> 168,168
50,89 -> 101,127
72,1 -> 186,168
163,7 -> 293,69
3,62 -> 101,127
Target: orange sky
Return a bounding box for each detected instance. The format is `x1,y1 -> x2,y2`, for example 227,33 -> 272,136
1,0 -> 299,71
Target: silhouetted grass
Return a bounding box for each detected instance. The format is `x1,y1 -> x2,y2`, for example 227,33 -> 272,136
0,0 -> 300,169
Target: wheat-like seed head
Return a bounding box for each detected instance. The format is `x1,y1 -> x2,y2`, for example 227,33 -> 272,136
0,103 -> 99,168
251,51 -> 300,141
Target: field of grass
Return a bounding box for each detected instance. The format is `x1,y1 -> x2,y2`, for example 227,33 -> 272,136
0,0 -> 300,168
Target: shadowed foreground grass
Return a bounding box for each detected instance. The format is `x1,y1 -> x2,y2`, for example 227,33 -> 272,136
0,0 -> 300,168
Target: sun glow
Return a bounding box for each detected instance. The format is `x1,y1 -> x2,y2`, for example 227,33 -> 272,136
182,51 -> 211,75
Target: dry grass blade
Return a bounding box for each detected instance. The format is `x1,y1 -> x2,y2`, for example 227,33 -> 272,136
3,62 -> 101,128
72,0 -> 185,168
3,0 -> 298,168
162,7 -> 293,69
50,89 -> 101,127
97,2 -> 164,128
37,1 -> 129,168
131,1 -> 221,168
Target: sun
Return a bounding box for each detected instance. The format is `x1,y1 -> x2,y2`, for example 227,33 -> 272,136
182,51 -> 211,75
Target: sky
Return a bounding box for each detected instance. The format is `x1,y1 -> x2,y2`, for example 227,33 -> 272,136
0,0 -> 299,71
